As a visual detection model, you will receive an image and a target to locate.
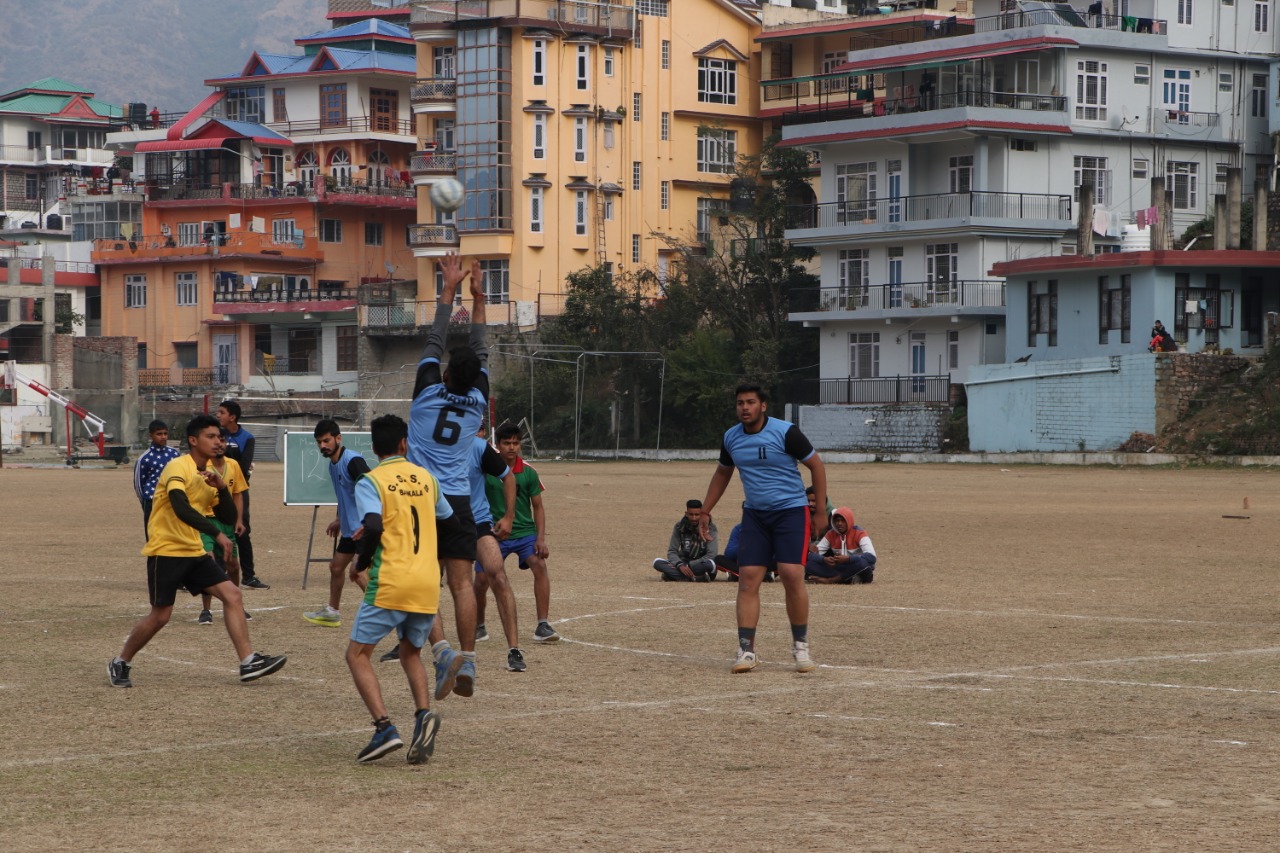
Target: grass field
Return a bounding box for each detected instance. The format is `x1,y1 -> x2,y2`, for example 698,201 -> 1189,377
1,459 -> 1278,851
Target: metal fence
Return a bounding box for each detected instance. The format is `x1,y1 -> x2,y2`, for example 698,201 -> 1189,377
789,191 -> 1071,229
791,281 -> 1005,312
805,375 -> 953,404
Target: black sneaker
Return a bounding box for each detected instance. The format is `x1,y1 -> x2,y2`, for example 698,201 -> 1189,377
379,645 -> 401,663
198,609 -> 212,626
243,609 -> 253,621
242,576 -> 270,590
405,710 -> 440,765
108,658 -> 132,688
358,722 -> 403,763
532,621 -> 560,643
239,652 -> 287,682
507,648 -> 527,672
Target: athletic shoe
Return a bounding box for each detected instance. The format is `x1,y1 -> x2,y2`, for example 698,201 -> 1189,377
243,609 -> 253,622
357,723 -> 403,763
793,641 -> 816,673
475,623 -> 490,642
433,648 -> 462,700
852,569 -> 874,585
242,576 -> 270,590
405,710 -> 440,765
532,621 -> 560,643
239,652 -> 287,682
731,649 -> 759,674
108,658 -> 132,688
303,607 -> 341,627
379,645 -> 401,663
507,648 -> 527,672
197,609 -> 212,626
453,658 -> 476,697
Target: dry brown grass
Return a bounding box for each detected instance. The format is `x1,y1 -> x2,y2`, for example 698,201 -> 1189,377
1,459 -> 1278,851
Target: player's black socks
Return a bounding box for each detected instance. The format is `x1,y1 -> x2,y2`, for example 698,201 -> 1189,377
791,623 -> 808,644
738,628 -> 756,652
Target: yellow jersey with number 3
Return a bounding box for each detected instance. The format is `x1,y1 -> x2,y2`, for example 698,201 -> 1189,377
356,456 -> 448,613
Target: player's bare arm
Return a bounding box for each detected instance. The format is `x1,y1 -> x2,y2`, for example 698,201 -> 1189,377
493,471 -> 516,539
699,464 -> 734,542
803,454 -> 829,539
532,493 -> 550,559
468,257 -> 486,326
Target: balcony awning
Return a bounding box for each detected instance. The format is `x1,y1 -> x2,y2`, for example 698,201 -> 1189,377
135,137 -> 233,153
830,36 -> 1078,76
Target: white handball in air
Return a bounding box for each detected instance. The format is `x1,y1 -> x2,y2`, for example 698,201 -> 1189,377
430,178 -> 465,212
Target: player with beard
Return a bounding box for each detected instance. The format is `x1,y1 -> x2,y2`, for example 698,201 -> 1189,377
304,419 -> 373,628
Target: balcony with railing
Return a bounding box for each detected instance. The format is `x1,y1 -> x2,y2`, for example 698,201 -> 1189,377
214,286 -> 361,306
92,230 -> 323,264
411,0 -> 634,36
143,179 -> 413,207
766,80 -> 1068,127
265,115 -> 415,137
0,145 -> 115,166
971,9 -> 1167,34
787,192 -> 1072,241
408,223 -> 460,252
790,282 -> 1006,317
409,150 -> 458,175
360,297 -> 544,333
800,375 -> 954,405
410,78 -> 457,108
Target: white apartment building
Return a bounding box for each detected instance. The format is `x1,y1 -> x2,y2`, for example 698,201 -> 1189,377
768,0 -> 1275,403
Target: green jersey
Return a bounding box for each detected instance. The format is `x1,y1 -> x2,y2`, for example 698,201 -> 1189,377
485,457 -> 543,538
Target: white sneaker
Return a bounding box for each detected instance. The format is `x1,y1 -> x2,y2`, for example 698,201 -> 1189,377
731,649 -> 759,673
793,641 -> 816,673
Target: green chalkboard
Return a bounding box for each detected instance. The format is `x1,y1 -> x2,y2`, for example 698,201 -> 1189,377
281,431 -> 374,506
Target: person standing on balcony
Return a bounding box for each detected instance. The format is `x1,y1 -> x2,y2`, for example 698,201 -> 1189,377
405,253 -> 489,698
217,400 -> 270,590
698,384 -> 828,675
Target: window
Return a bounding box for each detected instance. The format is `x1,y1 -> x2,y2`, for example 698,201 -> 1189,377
319,218 -> 343,243
697,129 -> 737,174
1163,69 -> 1191,122
838,249 -> 870,307
575,190 -> 588,236
1178,0 -> 1193,23
365,222 -> 383,246
696,198 -> 718,243
632,234 -> 642,263
433,46 -> 456,78
603,196 -> 614,221
25,173 -> 39,199
633,161 -> 642,191
1075,60 -> 1108,121
633,93 -> 642,122
272,218 -> 298,244
532,40 -> 545,85
479,259 -> 509,303
1253,74 -> 1268,117
577,45 -> 590,90
849,333 -> 880,379
836,161 -> 877,220
604,48 -> 615,77
176,272 -> 198,307
1074,156 -> 1110,206
948,330 -> 959,370
335,326 -> 357,372
634,18 -> 643,48
272,88 -> 287,122
174,343 -> 198,370
636,0 -> 669,15
949,155 -> 973,194
297,150 -> 319,186
660,181 -> 670,210
226,86 -> 264,122
661,112 -> 670,141
320,84 -> 347,128
1010,139 -> 1037,152
661,40 -> 670,69
177,222 -> 201,247
1134,64 -> 1150,85
26,131 -> 41,150
126,274 -> 147,309
604,123 -> 615,149
1219,72 -> 1234,93
1098,274 -> 1132,344
574,117 -> 588,163
1132,158 -> 1149,180
1255,0 -> 1269,30
530,187 -> 544,233
533,114 -> 546,159
1168,161 -> 1199,209
1027,281 -> 1058,347
698,58 -> 737,105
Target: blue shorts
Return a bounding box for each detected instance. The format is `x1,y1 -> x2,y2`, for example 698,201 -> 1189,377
349,600 -> 436,649
736,506 -> 810,569
499,534 -> 538,569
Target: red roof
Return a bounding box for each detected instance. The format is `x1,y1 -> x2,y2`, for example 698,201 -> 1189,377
135,137 -> 232,153
833,36 -> 1078,74
781,119 -> 1072,147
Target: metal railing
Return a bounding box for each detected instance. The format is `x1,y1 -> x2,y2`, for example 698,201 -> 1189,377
808,375 -> 953,405
412,0 -> 635,32
0,145 -> 114,164
325,181 -> 416,200
972,9 -> 1166,33
767,84 -> 1067,123
409,151 -> 458,173
214,288 -> 360,304
790,282 -> 1005,313
789,192 -> 1072,229
0,258 -> 97,275
1159,110 -> 1219,128
410,78 -> 458,102
408,223 -> 460,248
145,180 -> 412,202
266,116 -> 415,136
92,230 -> 321,259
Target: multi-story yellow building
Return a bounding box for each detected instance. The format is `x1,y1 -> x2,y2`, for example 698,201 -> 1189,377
406,0 -> 763,319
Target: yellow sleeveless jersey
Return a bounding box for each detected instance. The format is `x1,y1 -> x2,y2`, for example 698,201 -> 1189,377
143,455 -> 220,557
362,457 -> 444,614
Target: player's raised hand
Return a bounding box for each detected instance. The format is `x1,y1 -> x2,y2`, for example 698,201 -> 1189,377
438,252 -> 464,304
468,258 -> 483,301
